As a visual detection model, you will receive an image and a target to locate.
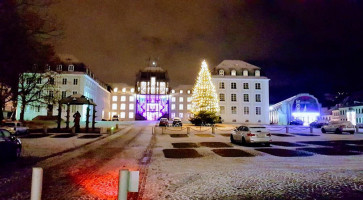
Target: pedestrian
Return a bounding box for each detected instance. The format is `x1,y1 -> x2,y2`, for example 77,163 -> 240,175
73,111 -> 81,133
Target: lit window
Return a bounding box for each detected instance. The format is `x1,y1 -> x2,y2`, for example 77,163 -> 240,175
172,97 -> 176,102
243,83 -> 249,89
231,106 -> 237,114
244,94 -> 249,102
130,88 -> 135,93
129,96 -> 134,101
120,112 -> 125,118
172,104 -> 176,110
129,112 -> 134,118
231,70 -> 236,76
129,104 -> 134,110
187,90 -> 191,94
179,97 -> 184,102
57,65 -> 62,71
256,94 -> 261,102
219,82 -> 225,89
112,96 -> 117,101
171,113 -> 175,118
256,107 -> 261,115
113,88 -> 118,92
244,107 -> 249,115
121,96 -> 126,101
243,70 -> 248,76
219,93 -> 225,101
231,94 -> 237,102
68,65 -> 74,71
220,106 -> 225,114
255,83 -> 261,90
120,104 -> 126,110
171,89 -> 175,93
255,70 -> 260,77
179,104 -> 184,110
180,90 -> 183,94
179,113 -> 183,118
187,104 -> 192,110
231,82 -> 236,89
219,69 -> 224,76
122,88 -> 126,93
112,103 -> 117,110
187,97 -> 192,102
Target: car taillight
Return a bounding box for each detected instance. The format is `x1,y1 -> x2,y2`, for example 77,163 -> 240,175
247,133 -> 255,136
267,133 -> 271,136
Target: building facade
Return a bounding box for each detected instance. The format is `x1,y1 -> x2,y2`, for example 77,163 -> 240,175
211,60 -> 270,124
170,85 -> 193,121
269,93 -> 321,126
109,83 -> 136,121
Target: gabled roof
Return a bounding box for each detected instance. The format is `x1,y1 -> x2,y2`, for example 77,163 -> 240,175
215,60 -> 261,70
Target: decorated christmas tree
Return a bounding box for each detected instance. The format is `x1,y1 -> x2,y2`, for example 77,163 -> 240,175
191,60 -> 220,114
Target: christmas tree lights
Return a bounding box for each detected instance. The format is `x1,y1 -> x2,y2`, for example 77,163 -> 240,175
191,60 -> 220,114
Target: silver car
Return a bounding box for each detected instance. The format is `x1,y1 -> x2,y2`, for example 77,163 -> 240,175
230,125 -> 272,146
321,121 -> 355,134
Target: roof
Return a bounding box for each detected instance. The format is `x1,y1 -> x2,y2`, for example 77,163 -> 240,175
59,94 -> 96,106
215,60 -> 261,70
141,66 -> 166,73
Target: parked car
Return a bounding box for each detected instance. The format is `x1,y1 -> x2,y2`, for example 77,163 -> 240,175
0,128 -> 22,160
289,119 -> 304,125
310,121 -> 328,128
112,115 -> 119,121
172,117 -> 183,127
321,121 -> 355,134
1,121 -> 29,135
159,118 -> 169,127
230,125 -> 272,146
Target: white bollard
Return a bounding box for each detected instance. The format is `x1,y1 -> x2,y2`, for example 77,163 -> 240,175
118,170 -> 129,200
31,167 -> 43,200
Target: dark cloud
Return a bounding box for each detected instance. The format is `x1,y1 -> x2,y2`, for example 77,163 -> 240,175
50,0 -> 363,104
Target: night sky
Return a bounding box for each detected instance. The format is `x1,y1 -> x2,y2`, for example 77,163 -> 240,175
50,0 -> 363,105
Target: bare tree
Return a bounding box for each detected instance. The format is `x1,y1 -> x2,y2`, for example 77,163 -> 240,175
0,83 -> 13,121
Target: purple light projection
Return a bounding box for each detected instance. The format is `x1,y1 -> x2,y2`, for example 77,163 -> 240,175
136,95 -> 169,120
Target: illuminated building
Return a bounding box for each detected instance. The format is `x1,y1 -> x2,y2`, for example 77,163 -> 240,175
269,93 -> 321,126
108,83 -> 136,121
170,85 -> 193,121
211,60 -> 270,124
134,60 -> 170,120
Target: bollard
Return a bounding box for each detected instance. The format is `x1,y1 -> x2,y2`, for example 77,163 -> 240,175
118,170 -> 139,200
212,127 -> 215,134
310,127 -> 313,133
356,126 -> 359,133
71,127 -> 76,134
110,127 -> 114,134
286,126 -> 289,133
187,127 -> 190,134
31,167 -> 43,200
116,124 -> 119,130
42,125 -> 47,134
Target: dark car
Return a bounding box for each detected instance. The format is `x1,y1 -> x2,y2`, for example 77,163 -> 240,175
172,117 -> 183,127
0,128 -> 22,160
289,119 -> 304,125
310,121 -> 328,128
159,118 -> 169,127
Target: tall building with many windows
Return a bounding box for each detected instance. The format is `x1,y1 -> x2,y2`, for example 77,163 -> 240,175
169,85 -> 193,121
211,60 -> 270,124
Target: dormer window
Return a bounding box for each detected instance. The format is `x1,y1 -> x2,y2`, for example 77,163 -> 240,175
68,65 -> 74,71
231,70 -> 236,76
243,70 -> 248,76
219,69 -> 224,76
56,65 -> 62,71
255,70 -> 260,77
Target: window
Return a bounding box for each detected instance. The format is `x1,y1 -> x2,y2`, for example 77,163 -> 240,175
220,106 -> 225,114
231,106 -> 237,114
122,88 -> 126,93
129,104 -> 134,110
37,78 -> 42,84
255,83 -> 261,90
62,91 -> 67,99
256,107 -> 261,115
56,65 -> 62,71
172,97 -> 176,102
219,82 -> 225,89
243,70 -> 248,76
73,91 -> 77,95
187,90 -> 191,94
243,94 -> 249,102
219,93 -> 225,101
179,104 -> 184,110
231,70 -> 236,76
73,79 -> 78,85
114,88 -> 118,92
255,70 -> 260,77
49,91 -> 54,98
129,96 -> 134,101
256,94 -> 261,102
187,104 -> 192,110
243,83 -> 249,89
171,113 -> 175,118
112,103 -> 117,110
231,82 -> 236,89
49,78 -> 55,85
180,90 -> 183,94
179,113 -> 183,118
120,112 -> 125,118
219,69 -> 224,76
231,94 -> 237,102
68,65 -> 74,71
129,112 -> 134,118
120,104 -> 126,110
244,107 -> 249,115
112,96 -> 117,101
36,106 -> 41,112
120,96 -> 126,101
130,88 -> 135,93
171,89 -> 175,93
179,97 -> 184,102
187,97 -> 192,102
171,104 -> 176,110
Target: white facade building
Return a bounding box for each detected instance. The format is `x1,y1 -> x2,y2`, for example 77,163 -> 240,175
211,60 -> 270,124
170,85 -> 193,121
109,83 -> 136,121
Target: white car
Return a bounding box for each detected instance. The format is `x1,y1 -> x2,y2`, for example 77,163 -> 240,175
1,121 -> 29,135
230,125 -> 272,146
321,121 -> 355,134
